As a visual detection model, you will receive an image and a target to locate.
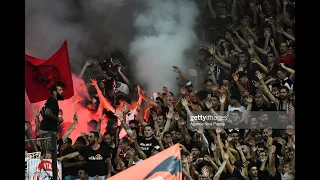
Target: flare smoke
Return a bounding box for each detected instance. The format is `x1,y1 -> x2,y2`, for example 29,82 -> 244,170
129,0 -> 199,95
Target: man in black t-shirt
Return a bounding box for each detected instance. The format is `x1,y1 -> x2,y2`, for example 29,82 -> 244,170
196,79 -> 215,101
39,83 -> 65,158
252,93 -> 277,111
62,136 -> 86,179
58,131 -> 112,179
138,125 -> 159,158
101,131 -> 118,175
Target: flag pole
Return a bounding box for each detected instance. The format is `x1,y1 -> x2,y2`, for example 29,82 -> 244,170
73,96 -> 76,113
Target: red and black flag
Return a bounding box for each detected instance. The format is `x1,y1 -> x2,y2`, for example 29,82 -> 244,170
108,144 -> 182,180
25,41 -> 74,103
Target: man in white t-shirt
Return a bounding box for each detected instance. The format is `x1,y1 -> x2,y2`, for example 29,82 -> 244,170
114,81 -> 129,96
116,96 -> 138,139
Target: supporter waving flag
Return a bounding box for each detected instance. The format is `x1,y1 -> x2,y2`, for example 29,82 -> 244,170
25,41 -> 74,103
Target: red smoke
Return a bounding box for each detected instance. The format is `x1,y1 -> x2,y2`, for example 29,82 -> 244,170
25,74 -> 107,142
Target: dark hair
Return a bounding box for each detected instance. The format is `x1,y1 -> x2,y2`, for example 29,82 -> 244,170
191,145 -> 202,151
121,137 -> 130,144
231,110 -> 241,116
105,78 -> 116,91
103,131 -> 115,137
257,144 -> 267,150
117,95 -> 131,105
233,160 -> 243,169
280,86 -> 289,92
250,115 -> 257,119
155,97 -> 164,104
204,79 -> 213,84
89,131 -> 100,139
105,110 -> 117,130
144,124 -> 154,130
75,136 -> 86,145
163,131 -> 171,137
107,116 -> 117,128
49,83 -> 65,94
87,120 -> 98,129
131,127 -> 139,135
272,83 -> 281,89
65,138 -> 72,144
129,120 -> 139,126
143,125 -> 154,136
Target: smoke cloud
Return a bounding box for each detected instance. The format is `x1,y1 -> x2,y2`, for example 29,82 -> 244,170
129,0 -> 199,95
25,0 -> 141,73
25,0 -> 140,141
25,0 -> 200,141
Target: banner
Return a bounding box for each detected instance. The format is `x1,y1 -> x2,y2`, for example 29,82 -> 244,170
27,159 -> 62,180
25,41 -> 74,103
109,144 -> 182,180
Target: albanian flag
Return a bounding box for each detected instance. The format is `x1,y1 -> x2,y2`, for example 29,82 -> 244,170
109,144 -> 182,180
25,41 -> 74,103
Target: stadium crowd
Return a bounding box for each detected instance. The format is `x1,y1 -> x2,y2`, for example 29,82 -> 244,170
25,0 -> 295,179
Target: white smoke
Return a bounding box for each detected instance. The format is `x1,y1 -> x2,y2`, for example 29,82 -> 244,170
25,0 -> 138,73
129,0 -> 199,95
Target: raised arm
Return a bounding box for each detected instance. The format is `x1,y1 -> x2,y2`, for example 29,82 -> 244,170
268,145 -> 277,177
114,110 -> 133,137
118,67 -> 133,88
207,0 -> 217,20
280,63 -> 295,82
255,71 -> 279,106
25,126 -> 38,152
34,109 -> 41,135
249,1 -> 258,25
57,151 -> 80,161
213,157 -> 227,180
230,0 -> 237,21
62,113 -> 78,142
282,0 -> 293,28
205,100 -> 220,117
181,98 -> 194,117
243,96 -> 253,124
226,32 -> 243,53
176,115 -> 191,145
91,79 -> 115,113
232,74 -> 249,97
133,138 -> 147,160
270,38 -> 280,63
233,30 -> 249,47
173,66 -> 190,83
263,28 -> 271,50
223,152 -> 235,175
211,143 -> 222,167
138,106 -> 148,129
95,115 -> 105,134
261,91 -> 271,108
197,128 -> 209,153
278,28 -> 295,41
78,60 -> 92,79
251,58 -> 270,74
207,64 -> 217,84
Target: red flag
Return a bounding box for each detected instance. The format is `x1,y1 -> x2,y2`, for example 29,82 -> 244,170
108,144 -> 182,180
25,41 -> 74,103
